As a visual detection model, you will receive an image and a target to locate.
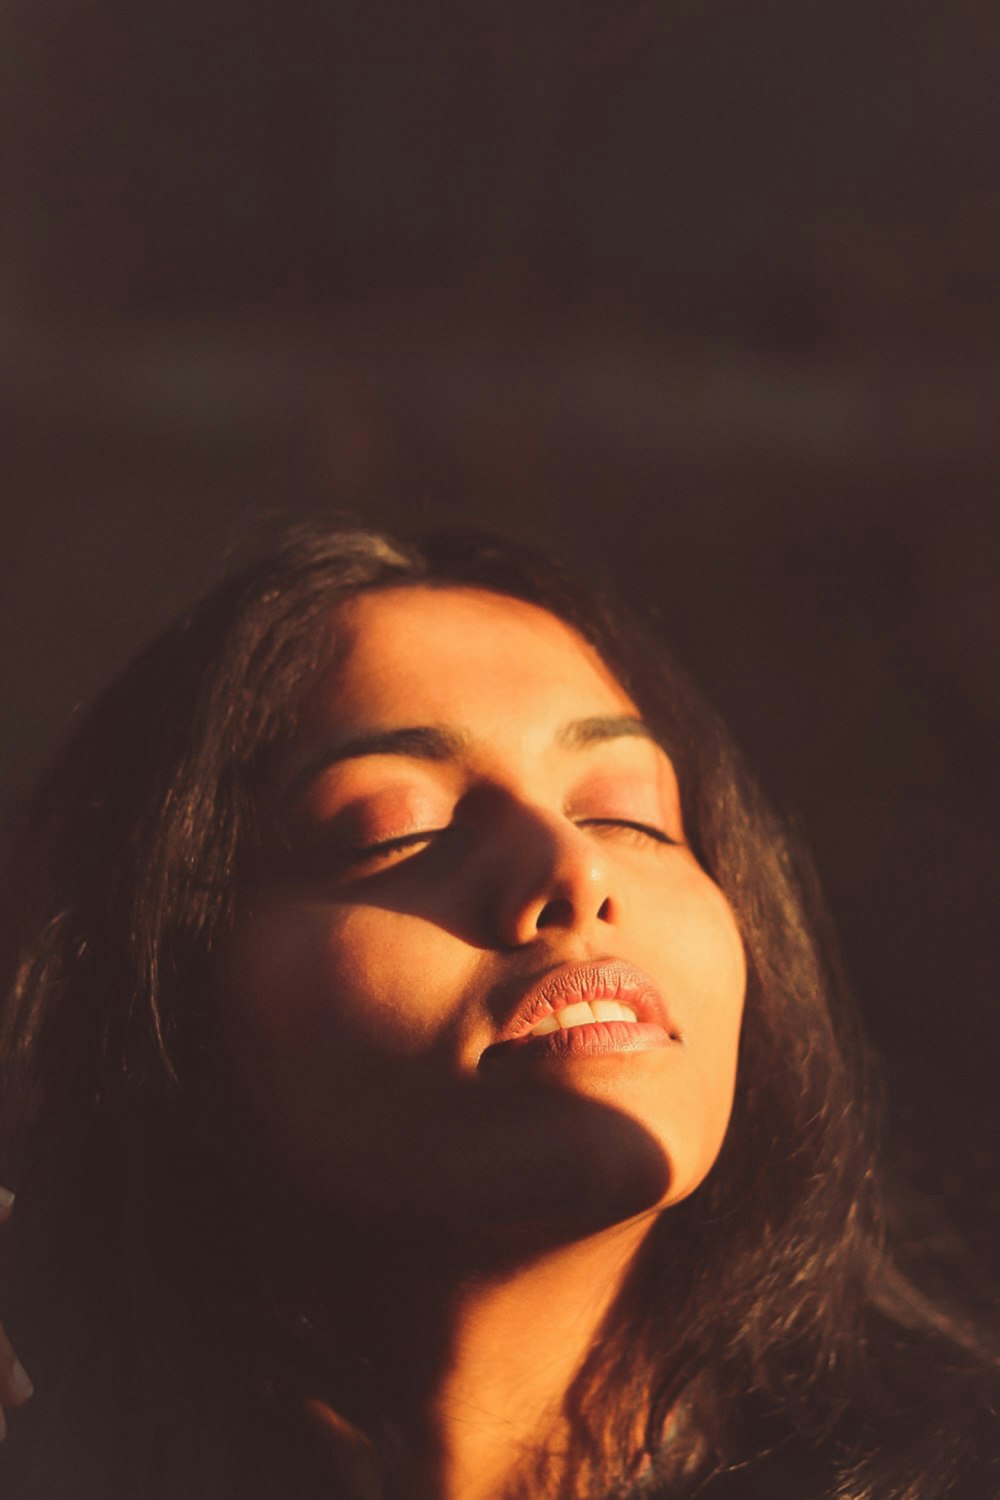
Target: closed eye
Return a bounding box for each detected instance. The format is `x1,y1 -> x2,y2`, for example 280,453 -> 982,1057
331,818 -> 679,873
576,818 -> 680,846
344,828 -> 450,864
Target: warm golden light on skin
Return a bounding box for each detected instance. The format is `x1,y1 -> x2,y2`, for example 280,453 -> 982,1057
220,585 -> 745,1229
216,585 -> 747,1499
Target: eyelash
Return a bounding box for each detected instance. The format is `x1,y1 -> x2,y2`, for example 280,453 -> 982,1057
578,818 -> 677,846
345,818 -> 676,864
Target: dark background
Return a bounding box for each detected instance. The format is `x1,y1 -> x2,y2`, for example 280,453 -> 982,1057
2,2 -> 999,1269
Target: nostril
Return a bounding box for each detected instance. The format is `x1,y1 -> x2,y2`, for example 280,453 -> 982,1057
535,897 -> 575,930
533,894 -> 614,931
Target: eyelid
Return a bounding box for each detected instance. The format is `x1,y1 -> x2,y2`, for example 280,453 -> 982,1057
348,815 -> 681,855
343,826 -> 454,863
316,801 -> 683,877
317,793 -> 449,855
575,817 -> 680,846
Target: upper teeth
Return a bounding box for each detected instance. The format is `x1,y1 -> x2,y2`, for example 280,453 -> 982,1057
528,1000 -> 640,1036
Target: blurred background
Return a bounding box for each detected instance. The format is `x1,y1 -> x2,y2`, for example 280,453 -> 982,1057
2,1 -> 998,1270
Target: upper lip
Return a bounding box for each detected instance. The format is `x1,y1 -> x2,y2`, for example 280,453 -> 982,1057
483,957 -> 681,1051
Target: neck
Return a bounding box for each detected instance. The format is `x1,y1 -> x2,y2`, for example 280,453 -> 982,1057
294,1209 -> 660,1500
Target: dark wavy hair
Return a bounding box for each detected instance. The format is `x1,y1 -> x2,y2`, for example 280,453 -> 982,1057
1,522 -> 996,1500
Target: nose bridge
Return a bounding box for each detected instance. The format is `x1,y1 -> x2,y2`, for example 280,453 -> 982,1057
491,798 -> 615,946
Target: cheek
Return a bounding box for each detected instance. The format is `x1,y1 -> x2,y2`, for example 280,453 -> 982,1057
311,904 -> 453,1053
219,896 -> 452,1066
655,868 -> 746,1023
635,873 -> 746,1205
648,868 -> 745,1112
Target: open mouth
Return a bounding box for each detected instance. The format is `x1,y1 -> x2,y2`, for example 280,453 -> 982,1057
479,962 -> 683,1068
523,998 -> 643,1036
479,1015 -> 677,1065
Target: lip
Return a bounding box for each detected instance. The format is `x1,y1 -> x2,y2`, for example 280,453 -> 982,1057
479,958 -> 682,1067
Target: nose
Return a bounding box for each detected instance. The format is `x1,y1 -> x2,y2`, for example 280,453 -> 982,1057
488,805 -> 619,949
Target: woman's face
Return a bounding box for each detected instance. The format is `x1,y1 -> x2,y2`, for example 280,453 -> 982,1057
219,587 -> 745,1240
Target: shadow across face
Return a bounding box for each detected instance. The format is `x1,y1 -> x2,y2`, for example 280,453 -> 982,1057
217,586 -> 744,1259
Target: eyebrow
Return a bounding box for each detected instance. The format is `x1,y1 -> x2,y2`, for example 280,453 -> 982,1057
286,714 -> 656,800
557,714 -> 655,751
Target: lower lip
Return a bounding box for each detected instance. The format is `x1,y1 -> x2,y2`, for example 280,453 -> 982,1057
480,1020 -> 676,1067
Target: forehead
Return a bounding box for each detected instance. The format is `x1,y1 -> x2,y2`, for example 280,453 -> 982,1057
314,585 -> 637,726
